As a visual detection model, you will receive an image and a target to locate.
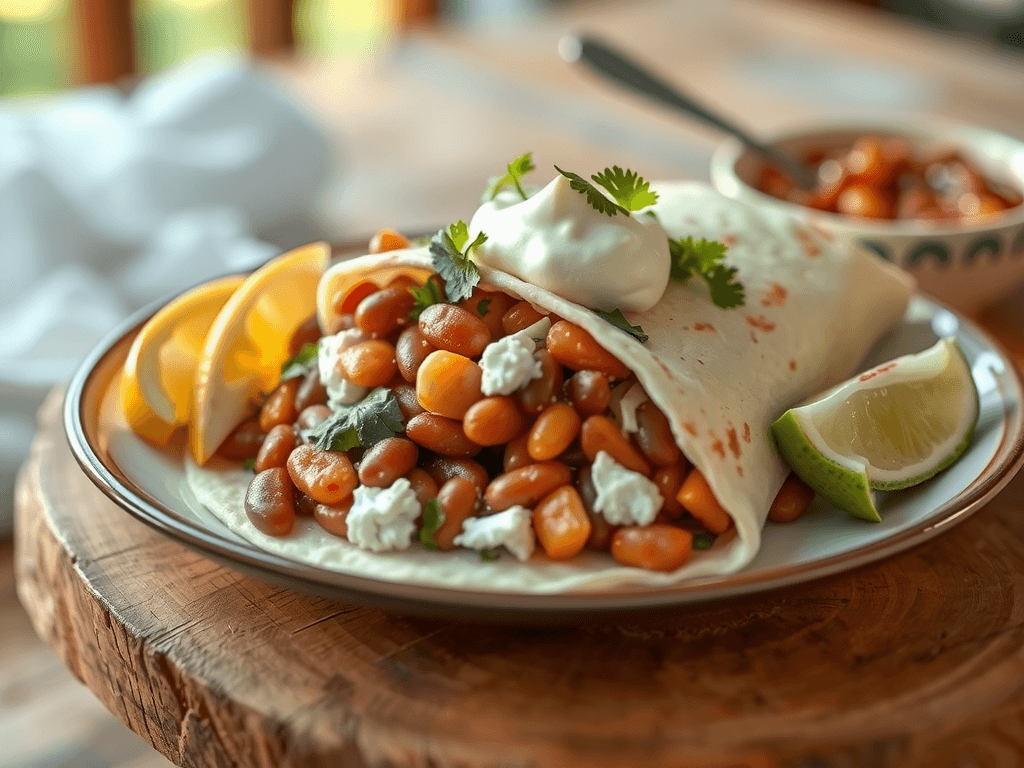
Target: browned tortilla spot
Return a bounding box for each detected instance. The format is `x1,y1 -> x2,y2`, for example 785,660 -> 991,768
789,359 -> 797,371
743,422 -> 751,443
709,431 -> 726,459
726,426 -> 741,459
746,315 -> 776,332
761,282 -> 788,307
736,465 -> 743,477
692,322 -> 716,332
684,422 -> 697,436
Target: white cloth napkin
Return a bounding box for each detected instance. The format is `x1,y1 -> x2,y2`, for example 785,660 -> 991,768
0,53 -> 333,533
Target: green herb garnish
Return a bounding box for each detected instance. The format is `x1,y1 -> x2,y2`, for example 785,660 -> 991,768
669,236 -> 745,309
485,152 -> 535,201
693,531 -> 717,550
480,549 -> 501,561
593,308 -> 648,343
430,221 -> 487,302
280,341 -> 319,381
419,498 -> 445,549
555,166 -> 629,217
591,166 -> 659,211
243,457 -> 256,471
408,278 -> 443,320
477,298 -> 491,317
304,387 -> 404,452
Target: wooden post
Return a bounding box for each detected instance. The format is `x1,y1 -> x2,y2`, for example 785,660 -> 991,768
71,0 -> 135,85
248,0 -> 296,56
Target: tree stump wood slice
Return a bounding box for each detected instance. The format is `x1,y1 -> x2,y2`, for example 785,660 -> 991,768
15,389 -> 1024,768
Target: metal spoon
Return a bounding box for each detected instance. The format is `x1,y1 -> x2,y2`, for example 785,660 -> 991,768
559,35 -> 818,190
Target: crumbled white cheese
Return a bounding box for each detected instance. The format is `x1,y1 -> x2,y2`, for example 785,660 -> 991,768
610,381 -> 649,434
318,328 -> 369,406
453,506 -> 535,562
591,450 -> 662,526
479,328 -> 543,395
345,478 -> 421,552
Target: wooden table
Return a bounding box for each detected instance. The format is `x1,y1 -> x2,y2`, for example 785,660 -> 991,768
14,0 -> 1024,766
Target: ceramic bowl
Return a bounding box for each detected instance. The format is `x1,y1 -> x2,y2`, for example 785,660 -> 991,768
710,119 -> 1024,314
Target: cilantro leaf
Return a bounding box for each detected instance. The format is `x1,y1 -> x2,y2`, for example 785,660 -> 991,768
280,341 -> 320,380
430,222 -> 486,302
477,298 -> 491,317
591,166 -> 659,211
593,308 -> 648,343
480,549 -> 501,562
485,152 -> 535,201
669,237 -> 745,309
243,457 -> 256,471
419,498 -> 445,549
693,531 -> 717,550
555,166 -> 629,217
304,387 -> 404,452
409,278 -> 443,320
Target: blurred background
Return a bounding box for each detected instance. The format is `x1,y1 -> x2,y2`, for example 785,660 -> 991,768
1,0 -> 1023,766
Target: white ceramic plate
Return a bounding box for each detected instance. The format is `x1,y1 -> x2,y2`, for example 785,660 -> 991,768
65,286 -> 1024,621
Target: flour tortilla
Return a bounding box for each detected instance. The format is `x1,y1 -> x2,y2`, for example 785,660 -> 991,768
186,183 -> 914,593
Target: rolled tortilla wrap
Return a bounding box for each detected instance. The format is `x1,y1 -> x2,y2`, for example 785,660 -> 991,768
186,183 -> 913,592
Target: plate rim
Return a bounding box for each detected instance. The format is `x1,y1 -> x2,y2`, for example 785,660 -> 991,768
62,270 -> 1024,619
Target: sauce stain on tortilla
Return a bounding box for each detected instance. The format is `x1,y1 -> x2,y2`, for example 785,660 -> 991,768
709,431 -> 726,459
761,283 -> 788,307
726,426 -> 741,459
691,322 -> 716,332
746,315 -> 776,332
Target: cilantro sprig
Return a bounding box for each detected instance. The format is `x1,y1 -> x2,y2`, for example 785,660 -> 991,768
669,237 -> 745,309
486,152 -> 535,201
593,308 -> 648,343
304,387 -> 404,452
693,531 -> 717,550
419,498 -> 445,549
430,221 -> 487,302
408,278 -> 443,320
280,341 -> 320,381
555,165 -> 659,217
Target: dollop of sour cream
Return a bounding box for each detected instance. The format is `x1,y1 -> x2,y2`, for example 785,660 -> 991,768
468,175 -> 671,312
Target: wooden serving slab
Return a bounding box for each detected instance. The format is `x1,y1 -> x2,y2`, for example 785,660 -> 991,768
15,388 -> 1024,768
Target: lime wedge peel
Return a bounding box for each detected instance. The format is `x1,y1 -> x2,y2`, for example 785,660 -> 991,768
771,338 -> 979,522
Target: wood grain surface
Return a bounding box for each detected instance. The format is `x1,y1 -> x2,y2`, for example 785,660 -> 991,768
14,388 -> 1024,768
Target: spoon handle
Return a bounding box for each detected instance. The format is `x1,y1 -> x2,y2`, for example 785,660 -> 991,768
566,36 -> 817,189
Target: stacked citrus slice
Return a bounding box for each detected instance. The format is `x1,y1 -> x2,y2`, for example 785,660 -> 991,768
120,242 -> 331,464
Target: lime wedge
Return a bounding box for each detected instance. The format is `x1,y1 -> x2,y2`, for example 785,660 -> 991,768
771,338 -> 978,522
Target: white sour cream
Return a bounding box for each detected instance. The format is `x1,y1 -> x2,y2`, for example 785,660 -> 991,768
468,175 -> 671,312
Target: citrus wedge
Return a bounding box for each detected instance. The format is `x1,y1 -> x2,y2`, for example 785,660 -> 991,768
192,242 -> 331,464
121,275 -> 246,445
771,338 -> 978,522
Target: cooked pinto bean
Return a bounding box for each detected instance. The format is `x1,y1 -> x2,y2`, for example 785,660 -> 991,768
611,525 -> 692,571
423,457 -> 490,493
517,349 -> 563,415
463,396 -> 527,446
369,229 -> 410,253
339,340 -> 397,387
355,287 -> 415,338
580,415 -> 652,475
528,403 -> 581,461
358,437 -> 419,488
217,419 -> 264,460
392,383 -> 426,420
577,464 -> 616,550
418,303 -> 491,357
296,404 -> 332,431
767,474 -> 815,523
255,424 -> 297,472
533,486 -> 591,560
566,370 -> 611,416
396,326 -> 436,382
458,288 -> 516,340
245,468 -> 297,536
313,496 -> 353,537
484,461 -> 572,511
635,401 -> 681,467
434,477 -> 479,551
259,378 -> 301,432
676,469 -> 733,534
652,461 -> 688,518
405,467 -> 440,508
416,350 -> 483,419
295,368 -> 328,411
286,443 -> 357,505
545,321 -> 631,379
502,300 -> 546,335
557,441 -> 588,469
503,433 -> 533,472
288,315 -> 321,357
405,413 -> 482,457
